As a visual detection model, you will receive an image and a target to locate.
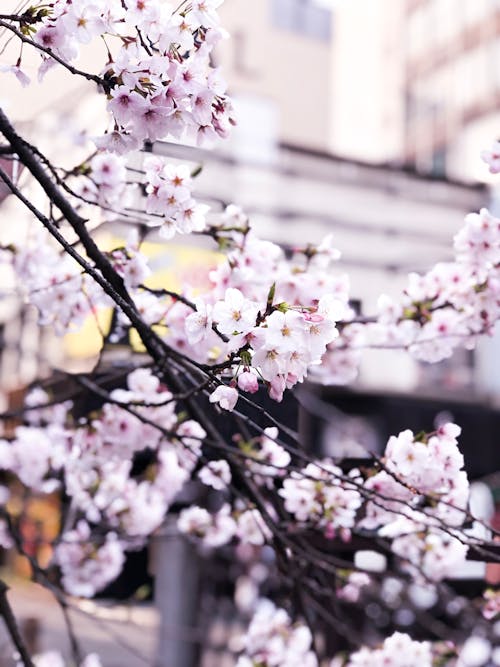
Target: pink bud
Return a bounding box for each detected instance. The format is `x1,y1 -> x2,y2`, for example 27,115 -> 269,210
324,524 -> 335,540
269,376 -> 286,402
237,371 -> 259,394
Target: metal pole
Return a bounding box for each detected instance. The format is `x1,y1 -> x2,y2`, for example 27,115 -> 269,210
153,516 -> 201,667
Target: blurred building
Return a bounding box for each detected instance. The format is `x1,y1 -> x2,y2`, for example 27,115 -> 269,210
327,0 -> 500,182
403,0 -> 500,182
218,0 -> 335,155
218,0 -> 500,183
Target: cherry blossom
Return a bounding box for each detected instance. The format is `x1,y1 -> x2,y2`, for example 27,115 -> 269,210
280,462 -> 362,533
481,140 -> 500,173
209,385 -> 239,411
198,459 -> 232,490
1,2 -> 499,663
236,599 -> 318,667
337,571 -> 371,603
346,632 -> 432,667
54,521 -> 125,597
482,588 -> 500,620
178,503 -> 237,547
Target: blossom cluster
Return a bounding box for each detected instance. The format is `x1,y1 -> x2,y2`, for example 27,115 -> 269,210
481,140 -> 500,174
0,368 -> 206,596
242,426 -> 291,485
274,423 -> 470,582
364,207 -> 500,364
344,631 -> 432,667
336,571 -> 371,603
25,0 -> 232,149
1,4 -> 498,663
166,225 -> 352,402
177,421 -> 471,584
236,599 -> 318,667
5,228 -> 169,334
9,193 -> 500,404
4,212 -> 348,396
364,423 -> 469,581
5,231 -> 107,334
178,502 -> 271,548
238,606 -> 499,667
279,462 -> 362,537
143,155 -> 209,238
81,152 -> 128,209
363,422 -> 468,529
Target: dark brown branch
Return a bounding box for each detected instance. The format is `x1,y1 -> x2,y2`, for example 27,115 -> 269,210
0,20 -> 105,87
0,109 -> 127,298
0,151 -> 169,368
60,602 -> 83,665
0,580 -> 35,667
143,286 -> 230,343
0,14 -> 42,24
0,111 -> 225,387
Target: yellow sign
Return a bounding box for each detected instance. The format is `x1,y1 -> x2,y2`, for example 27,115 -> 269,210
64,239 -> 220,359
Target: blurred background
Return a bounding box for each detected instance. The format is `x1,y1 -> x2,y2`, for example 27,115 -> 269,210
1,1 -> 500,664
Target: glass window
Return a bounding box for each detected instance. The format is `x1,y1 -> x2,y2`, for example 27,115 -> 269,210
270,0 -> 332,41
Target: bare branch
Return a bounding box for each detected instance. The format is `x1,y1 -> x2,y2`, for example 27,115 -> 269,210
0,580 -> 35,667
0,19 -> 105,87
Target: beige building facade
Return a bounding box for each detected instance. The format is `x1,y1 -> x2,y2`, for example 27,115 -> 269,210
219,0 -> 500,183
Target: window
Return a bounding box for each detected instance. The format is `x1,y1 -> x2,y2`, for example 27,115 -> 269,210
270,0 -> 332,41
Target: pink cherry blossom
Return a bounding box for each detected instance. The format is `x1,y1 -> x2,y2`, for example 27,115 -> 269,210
209,385 -> 239,411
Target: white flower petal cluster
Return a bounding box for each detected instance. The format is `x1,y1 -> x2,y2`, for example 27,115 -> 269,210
31,651 -> 102,667
30,0 -> 233,147
87,153 -> 128,207
236,508 -> 271,546
144,156 -> 209,239
62,369 -> 197,531
178,502 -> 273,548
480,140 -> 500,174
8,229 -> 161,337
245,426 -> 291,484
389,525 -> 468,582
346,632 -> 432,667
209,384 -> 239,411
368,208 -> 500,363
198,459 -> 232,490
337,571 -> 371,603
171,227 -> 350,402
279,462 -> 362,534
178,503 -> 237,547
9,231 -> 108,335
54,520 -> 125,597
362,423 -> 469,581
0,368 -> 206,595
236,599 -> 317,667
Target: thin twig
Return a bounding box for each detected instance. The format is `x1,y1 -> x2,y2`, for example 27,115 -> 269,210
0,19 -> 105,87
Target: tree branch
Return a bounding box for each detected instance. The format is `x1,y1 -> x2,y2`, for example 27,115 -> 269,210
0,19 -> 105,87
0,580 -> 35,667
